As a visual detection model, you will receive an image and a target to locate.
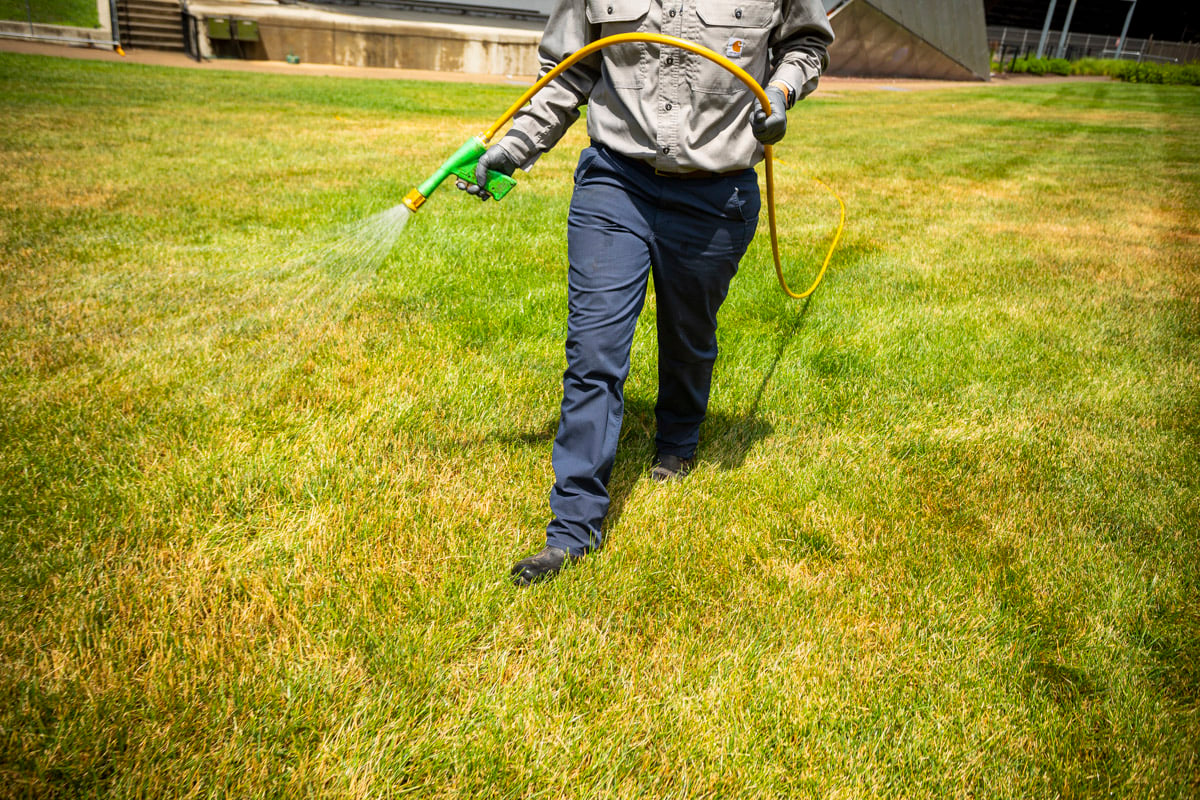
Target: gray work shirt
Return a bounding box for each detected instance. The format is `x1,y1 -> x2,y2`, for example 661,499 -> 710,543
498,0 -> 834,174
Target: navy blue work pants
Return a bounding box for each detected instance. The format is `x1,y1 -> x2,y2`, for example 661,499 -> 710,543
545,144 -> 760,555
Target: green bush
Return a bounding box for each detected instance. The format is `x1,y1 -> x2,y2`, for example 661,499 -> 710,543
1114,61 -> 1200,86
1004,55 -> 1199,86
1069,58 -> 1124,77
1008,56 -> 1069,76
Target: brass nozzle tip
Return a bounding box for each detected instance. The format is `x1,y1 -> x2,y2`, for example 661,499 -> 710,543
402,189 -> 426,212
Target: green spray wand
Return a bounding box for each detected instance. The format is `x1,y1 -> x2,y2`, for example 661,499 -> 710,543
401,135 -> 516,212
400,32 -> 844,300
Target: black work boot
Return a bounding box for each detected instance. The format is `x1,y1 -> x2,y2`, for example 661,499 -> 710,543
650,453 -> 693,483
510,545 -> 578,586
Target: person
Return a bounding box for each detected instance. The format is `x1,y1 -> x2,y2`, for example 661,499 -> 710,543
462,0 -> 834,585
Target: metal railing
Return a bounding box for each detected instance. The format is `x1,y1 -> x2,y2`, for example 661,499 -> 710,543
988,25 -> 1200,65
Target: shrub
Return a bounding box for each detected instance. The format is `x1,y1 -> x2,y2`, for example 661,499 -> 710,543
1006,56 -> 1199,86
1069,58 -> 1123,77
1009,55 -> 1033,74
1116,62 -> 1159,83
1007,56 -> 1069,76
1113,61 -> 1200,86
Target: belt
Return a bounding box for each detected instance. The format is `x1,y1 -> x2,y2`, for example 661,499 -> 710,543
593,142 -> 742,181
653,167 -> 730,180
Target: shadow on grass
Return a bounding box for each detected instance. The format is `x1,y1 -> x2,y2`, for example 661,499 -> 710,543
612,296 -> 815,532
491,295 -> 816,541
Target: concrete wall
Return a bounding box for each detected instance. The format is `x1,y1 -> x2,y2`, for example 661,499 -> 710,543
186,2 -> 540,74
827,0 -> 989,80
0,0 -> 117,46
184,0 -> 991,80
870,0 -> 988,76
0,21 -> 116,43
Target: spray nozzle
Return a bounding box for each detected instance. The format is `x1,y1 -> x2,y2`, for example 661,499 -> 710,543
402,135 -> 518,212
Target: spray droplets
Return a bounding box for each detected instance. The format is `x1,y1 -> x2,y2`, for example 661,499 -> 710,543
310,205 -> 413,281
75,204 -> 415,405
221,204 -> 413,399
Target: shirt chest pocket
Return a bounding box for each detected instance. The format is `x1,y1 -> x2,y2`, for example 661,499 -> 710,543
689,0 -> 775,94
586,0 -> 652,88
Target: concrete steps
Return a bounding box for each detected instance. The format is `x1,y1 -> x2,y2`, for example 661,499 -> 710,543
118,0 -> 184,50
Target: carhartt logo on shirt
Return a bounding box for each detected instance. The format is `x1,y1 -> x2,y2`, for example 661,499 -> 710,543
725,37 -> 745,58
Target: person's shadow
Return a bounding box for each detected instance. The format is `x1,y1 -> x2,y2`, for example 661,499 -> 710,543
605,298 -> 812,528
502,298 -> 814,538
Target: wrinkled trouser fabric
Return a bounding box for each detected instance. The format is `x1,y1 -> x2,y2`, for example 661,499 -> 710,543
545,143 -> 760,555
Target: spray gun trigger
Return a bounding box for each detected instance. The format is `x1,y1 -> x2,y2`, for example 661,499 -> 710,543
454,178 -> 491,201
450,162 -> 517,201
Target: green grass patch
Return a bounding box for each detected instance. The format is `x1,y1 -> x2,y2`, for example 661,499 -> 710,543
0,0 -> 99,28
1,54 -> 1198,797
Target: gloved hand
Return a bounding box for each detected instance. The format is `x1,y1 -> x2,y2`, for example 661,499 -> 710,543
750,85 -> 788,145
456,144 -> 519,201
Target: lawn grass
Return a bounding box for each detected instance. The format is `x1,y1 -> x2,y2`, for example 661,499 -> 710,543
0,0 -> 99,28
1,54 -> 1198,797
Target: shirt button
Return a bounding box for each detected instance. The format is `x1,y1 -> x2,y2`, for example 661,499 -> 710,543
665,56 -> 673,65
663,146 -> 670,154
734,7 -> 743,17
669,8 -> 676,16
606,4 -> 613,12
665,103 -> 672,110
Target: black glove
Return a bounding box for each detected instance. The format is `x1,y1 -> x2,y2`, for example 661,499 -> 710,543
750,85 -> 788,145
456,144 -> 519,201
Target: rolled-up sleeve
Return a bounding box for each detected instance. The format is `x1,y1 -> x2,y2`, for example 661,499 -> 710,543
769,0 -> 834,104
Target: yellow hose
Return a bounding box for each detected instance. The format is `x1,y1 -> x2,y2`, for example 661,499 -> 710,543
478,31 -> 844,300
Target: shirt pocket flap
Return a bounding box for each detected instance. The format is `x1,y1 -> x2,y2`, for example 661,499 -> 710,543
586,0 -> 651,24
696,0 -> 773,28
